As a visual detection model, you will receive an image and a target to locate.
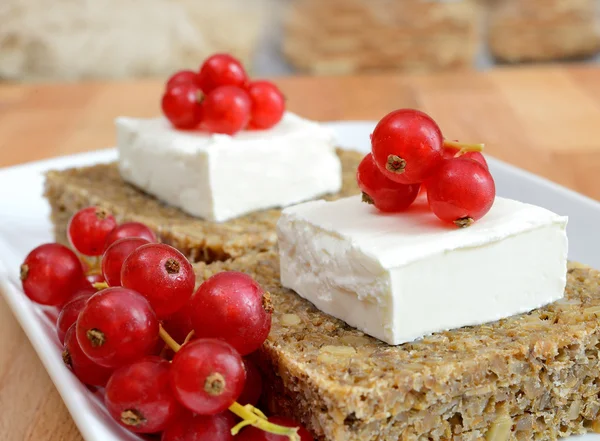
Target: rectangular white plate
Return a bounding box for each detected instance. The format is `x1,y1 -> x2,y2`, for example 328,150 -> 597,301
0,121 -> 598,441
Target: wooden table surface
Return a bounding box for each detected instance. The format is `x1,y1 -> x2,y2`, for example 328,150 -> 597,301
1,65 -> 600,440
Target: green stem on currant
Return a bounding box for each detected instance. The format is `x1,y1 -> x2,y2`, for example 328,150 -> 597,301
92,282 -> 109,290
229,402 -> 300,441
443,140 -> 485,155
158,326 -> 300,440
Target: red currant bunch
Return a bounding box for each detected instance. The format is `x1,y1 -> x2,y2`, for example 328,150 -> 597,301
161,54 -> 286,135
19,208 -> 311,440
359,108 -> 496,227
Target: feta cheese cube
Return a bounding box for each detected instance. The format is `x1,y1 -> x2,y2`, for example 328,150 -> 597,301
277,195 -> 568,345
117,112 -> 341,222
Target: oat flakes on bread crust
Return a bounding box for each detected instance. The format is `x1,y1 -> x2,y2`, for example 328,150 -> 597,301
196,252 -> 600,441
44,149 -> 362,263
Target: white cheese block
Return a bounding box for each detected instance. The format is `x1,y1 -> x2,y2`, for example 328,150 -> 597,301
277,195 -> 568,345
116,112 -> 342,222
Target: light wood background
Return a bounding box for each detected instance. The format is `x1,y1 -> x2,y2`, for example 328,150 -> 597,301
0,65 -> 599,440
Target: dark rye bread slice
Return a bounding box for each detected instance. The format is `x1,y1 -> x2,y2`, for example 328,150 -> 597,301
44,149 -> 362,263
194,251 -> 600,441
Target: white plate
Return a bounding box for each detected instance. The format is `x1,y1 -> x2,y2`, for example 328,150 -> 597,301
0,121 -> 598,441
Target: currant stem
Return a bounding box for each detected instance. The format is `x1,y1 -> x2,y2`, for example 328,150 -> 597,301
183,330 -> 195,345
92,282 -> 109,290
229,402 -> 300,441
80,255 -> 101,274
443,140 -> 485,155
158,325 -> 181,352
159,326 -> 301,440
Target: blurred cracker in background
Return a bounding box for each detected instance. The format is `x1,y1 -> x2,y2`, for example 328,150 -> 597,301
282,0 -> 482,75
0,0 -> 271,82
488,0 -> 600,63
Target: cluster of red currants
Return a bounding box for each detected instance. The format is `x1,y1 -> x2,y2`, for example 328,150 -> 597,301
19,207 -> 311,441
356,109 -> 496,227
162,54 -> 286,135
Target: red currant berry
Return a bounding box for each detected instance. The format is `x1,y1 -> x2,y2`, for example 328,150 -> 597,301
20,243 -> 87,306
161,411 -> 235,441
371,109 -> 444,184
76,287 -> 159,368
105,356 -> 182,433
443,147 -> 489,170
166,70 -> 200,90
86,273 -> 105,288
68,207 -> 118,256
101,237 -> 149,287
162,305 -> 193,343
121,243 -> 195,319
170,339 -> 246,415
162,83 -> 203,130
57,289 -> 94,344
104,222 -> 157,251
197,54 -> 248,93
356,153 -> 420,212
247,81 -> 285,130
426,158 -> 496,227
201,86 -> 251,135
189,272 -> 272,356
63,325 -> 113,386
237,357 -> 263,407
237,416 -> 313,441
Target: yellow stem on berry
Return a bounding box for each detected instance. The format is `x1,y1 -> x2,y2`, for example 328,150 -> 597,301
159,326 -> 301,440
229,402 -> 300,441
183,330 -> 195,345
443,140 -> 485,155
80,255 -> 101,274
92,282 -> 109,290
159,325 -> 181,352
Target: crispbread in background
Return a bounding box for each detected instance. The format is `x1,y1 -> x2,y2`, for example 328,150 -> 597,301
488,0 -> 600,62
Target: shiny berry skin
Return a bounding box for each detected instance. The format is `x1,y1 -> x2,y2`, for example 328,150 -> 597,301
237,357 -> 263,406
68,207 -> 118,256
426,158 -> 496,228
57,290 -> 94,344
76,287 -> 159,368
371,109 -> 444,184
170,339 -> 246,415
443,148 -> 489,170
189,271 -> 272,356
121,243 -> 195,318
201,85 -> 251,135
86,273 -> 105,287
20,243 -> 87,306
166,70 -> 200,90
197,54 -> 248,94
104,222 -> 157,250
162,83 -> 203,130
105,357 -> 182,433
247,81 -> 285,130
101,237 -> 150,287
63,325 -> 113,386
161,411 -> 235,441
162,305 -> 194,343
237,416 -> 313,441
356,153 -> 420,212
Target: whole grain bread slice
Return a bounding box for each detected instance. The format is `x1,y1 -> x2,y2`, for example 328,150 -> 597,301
195,251 -> 600,441
44,149 -> 362,263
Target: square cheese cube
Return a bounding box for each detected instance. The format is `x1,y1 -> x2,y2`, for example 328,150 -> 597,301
277,195 -> 568,345
117,112 -> 342,222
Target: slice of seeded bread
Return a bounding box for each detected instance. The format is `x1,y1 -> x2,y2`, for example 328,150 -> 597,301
44,149 -> 362,263
195,251 -> 600,441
